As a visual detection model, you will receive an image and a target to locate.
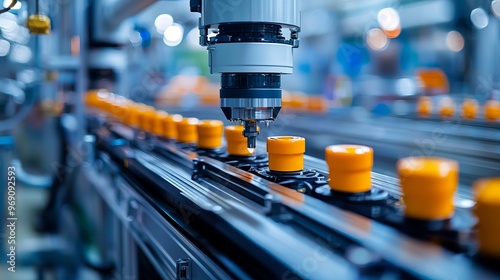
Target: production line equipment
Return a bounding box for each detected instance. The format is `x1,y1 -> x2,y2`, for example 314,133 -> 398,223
81,92 -> 500,279
190,0 -> 300,149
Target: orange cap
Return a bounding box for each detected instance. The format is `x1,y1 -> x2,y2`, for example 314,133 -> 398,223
137,106 -> 155,131
484,100 -> 500,122
197,120 -> 223,149
125,104 -> 141,127
176,118 -> 199,143
289,93 -> 307,111
439,97 -> 455,119
473,178 -> 500,257
85,90 -> 101,108
325,145 -> 373,193
267,136 -> 305,172
397,157 -> 458,220
93,90 -> 113,111
110,97 -> 130,122
225,125 -> 259,156
163,114 -> 182,140
307,96 -> 328,113
461,98 -> 478,120
152,111 -> 169,136
416,96 -> 433,117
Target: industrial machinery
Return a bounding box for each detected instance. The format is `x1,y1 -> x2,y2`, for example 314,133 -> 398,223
81,93 -> 500,279
191,0 -> 300,150
3,0 -> 500,279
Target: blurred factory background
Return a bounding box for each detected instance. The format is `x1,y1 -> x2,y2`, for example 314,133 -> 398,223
0,0 -> 499,279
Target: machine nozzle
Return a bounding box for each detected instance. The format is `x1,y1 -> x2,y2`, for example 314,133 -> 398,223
242,120 -> 259,151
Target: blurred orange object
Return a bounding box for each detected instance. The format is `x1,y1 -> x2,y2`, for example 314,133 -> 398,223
398,157 -> 458,220
152,111 -> 169,136
438,97 -> 455,119
461,98 -> 479,120
474,178 -> 500,257
289,92 -> 307,111
197,120 -> 224,149
306,95 -> 328,113
416,69 -> 449,95
484,100 -> 500,122
177,118 -> 199,143
163,114 -> 183,140
383,24 -> 401,38
416,96 -> 433,117
138,106 -> 156,132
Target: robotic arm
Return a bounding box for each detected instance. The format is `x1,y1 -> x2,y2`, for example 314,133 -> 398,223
190,0 -> 301,150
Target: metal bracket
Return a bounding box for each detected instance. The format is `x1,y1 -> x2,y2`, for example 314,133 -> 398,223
176,258 -> 191,280
192,158 -> 205,180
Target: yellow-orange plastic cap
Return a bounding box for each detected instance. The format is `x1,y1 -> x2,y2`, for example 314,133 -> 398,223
225,125 -> 259,156
84,90 -> 101,107
439,97 -> 455,119
152,111 -> 169,136
139,107 -> 156,132
163,114 -> 183,140
267,136 -> 305,172
126,105 -> 141,127
110,97 -> 129,122
484,100 -> 500,121
416,96 -> 433,117
176,118 -> 199,143
325,145 -> 373,193
397,157 -> 458,220
197,120 -> 224,149
307,96 -> 328,113
27,14 -> 51,35
461,98 -> 478,120
474,178 -> 500,257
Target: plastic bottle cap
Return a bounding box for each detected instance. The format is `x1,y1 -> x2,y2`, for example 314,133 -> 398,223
461,98 -> 478,120
267,136 -> 305,172
289,93 -> 307,111
416,96 -> 433,117
27,14 -> 51,35
484,100 -> 500,121
126,105 -> 141,127
325,145 -> 373,193
439,97 -> 455,119
139,106 -> 155,132
152,111 -> 169,136
161,114 -> 182,140
307,96 -> 328,113
397,157 -> 458,220
473,178 -> 500,257
110,97 -> 129,122
225,125 -> 259,156
176,118 -> 199,143
197,120 -> 223,149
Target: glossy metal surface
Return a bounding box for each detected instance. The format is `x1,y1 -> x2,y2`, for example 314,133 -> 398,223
201,0 -> 300,28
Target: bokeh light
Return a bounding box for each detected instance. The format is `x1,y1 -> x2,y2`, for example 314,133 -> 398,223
378,8 -> 400,31
163,24 -> 184,47
154,14 -> 174,34
470,8 -> 489,29
0,39 -> 11,56
493,0 -> 500,18
366,28 -> 389,51
3,0 -> 21,10
446,30 -> 464,52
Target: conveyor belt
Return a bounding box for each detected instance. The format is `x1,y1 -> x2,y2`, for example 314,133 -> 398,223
162,107 -> 499,187
85,116 -> 499,279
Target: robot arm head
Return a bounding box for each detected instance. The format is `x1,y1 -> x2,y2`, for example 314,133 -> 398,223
192,0 -> 300,149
